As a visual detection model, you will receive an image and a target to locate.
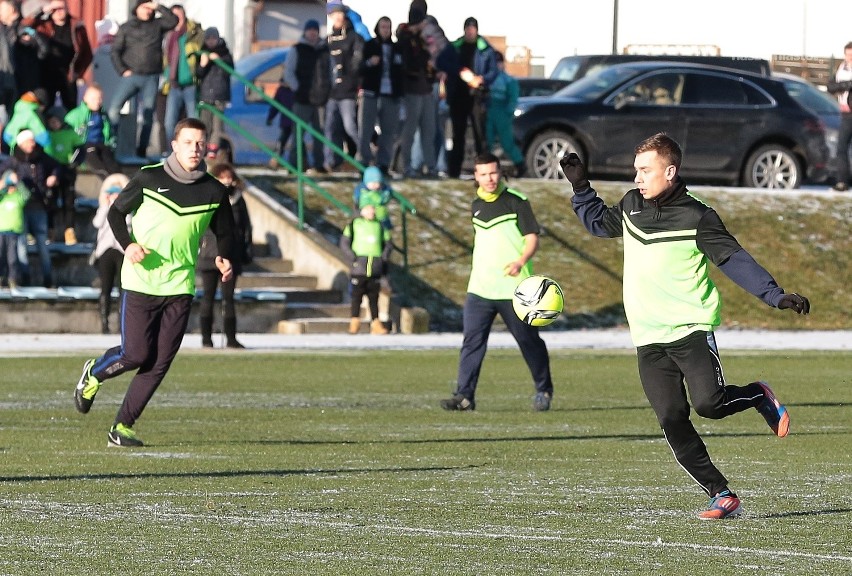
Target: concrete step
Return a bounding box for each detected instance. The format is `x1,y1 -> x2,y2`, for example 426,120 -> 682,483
283,302 -> 351,320
244,256 -> 293,273
236,272 -> 317,289
277,317 -> 392,335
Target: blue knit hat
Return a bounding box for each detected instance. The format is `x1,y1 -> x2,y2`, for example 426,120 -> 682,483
304,19 -> 320,32
363,166 -> 383,185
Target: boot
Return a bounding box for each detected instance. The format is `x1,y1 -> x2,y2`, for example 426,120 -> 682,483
64,227 -> 77,245
98,295 -> 110,334
348,317 -> 361,334
370,318 -> 389,335
224,316 -> 245,348
200,316 -> 214,348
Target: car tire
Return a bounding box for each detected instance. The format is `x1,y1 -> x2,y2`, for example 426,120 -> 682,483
526,130 -> 582,180
743,144 -> 802,189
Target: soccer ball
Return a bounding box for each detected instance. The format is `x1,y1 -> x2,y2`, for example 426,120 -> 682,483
512,275 -> 564,327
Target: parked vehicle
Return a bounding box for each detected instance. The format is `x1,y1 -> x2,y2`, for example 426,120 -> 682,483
223,47 -> 290,166
549,54 -> 771,84
516,77 -> 570,98
512,61 -> 834,188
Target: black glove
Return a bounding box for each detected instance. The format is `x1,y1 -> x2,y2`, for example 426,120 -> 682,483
559,152 -> 589,192
777,292 -> 810,315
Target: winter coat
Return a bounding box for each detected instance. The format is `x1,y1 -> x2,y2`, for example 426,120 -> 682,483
339,217 -> 392,278
196,38 -> 234,103
111,6 -> 178,76
327,19 -> 364,100
266,84 -> 294,129
286,36 -> 331,107
0,144 -> 61,211
28,10 -> 93,81
4,16 -> 47,95
198,188 -> 252,275
162,19 -> 204,92
0,174 -> 30,234
360,36 -> 404,97
64,101 -> 115,147
2,95 -> 49,149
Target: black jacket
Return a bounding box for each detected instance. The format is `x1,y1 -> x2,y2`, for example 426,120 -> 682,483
360,36 -> 404,97
327,20 -> 364,100
196,39 -> 233,103
0,143 -> 61,210
290,38 -> 330,107
111,6 -> 178,75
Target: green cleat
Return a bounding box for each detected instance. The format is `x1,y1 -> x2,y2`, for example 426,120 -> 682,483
74,359 -> 100,414
108,423 -> 144,447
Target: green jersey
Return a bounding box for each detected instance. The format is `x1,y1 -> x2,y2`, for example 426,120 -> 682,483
112,163 -> 233,296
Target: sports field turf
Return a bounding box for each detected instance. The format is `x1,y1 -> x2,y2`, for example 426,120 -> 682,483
1,350 -> 850,575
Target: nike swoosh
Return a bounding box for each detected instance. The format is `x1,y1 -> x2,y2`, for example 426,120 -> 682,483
157,187 -> 170,193
474,210 -> 481,216
629,210 -> 641,215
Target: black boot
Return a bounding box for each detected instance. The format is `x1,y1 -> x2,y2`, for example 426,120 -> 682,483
98,295 -> 110,334
200,316 -> 214,348
224,316 -> 244,348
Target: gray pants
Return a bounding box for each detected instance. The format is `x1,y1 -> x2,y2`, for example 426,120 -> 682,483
398,92 -> 437,174
290,102 -> 325,171
359,93 -> 400,169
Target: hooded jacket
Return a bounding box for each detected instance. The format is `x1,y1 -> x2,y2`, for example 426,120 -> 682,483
285,34 -> 331,107
111,5 -> 178,76
28,9 -> 93,81
196,37 -> 234,103
327,17 -> 364,100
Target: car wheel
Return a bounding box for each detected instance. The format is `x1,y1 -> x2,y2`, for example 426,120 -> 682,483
526,131 -> 582,180
743,144 -> 802,189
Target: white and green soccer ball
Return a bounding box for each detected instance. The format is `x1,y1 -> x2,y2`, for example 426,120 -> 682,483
512,275 -> 564,327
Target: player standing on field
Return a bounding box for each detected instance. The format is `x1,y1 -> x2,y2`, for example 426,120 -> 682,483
562,132 -> 811,519
74,117 -> 235,447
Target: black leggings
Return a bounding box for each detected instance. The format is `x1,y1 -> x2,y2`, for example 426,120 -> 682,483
199,268 -> 237,319
97,248 -> 123,298
350,275 -> 380,319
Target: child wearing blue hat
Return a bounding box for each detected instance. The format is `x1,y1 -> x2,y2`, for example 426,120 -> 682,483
353,166 -> 394,231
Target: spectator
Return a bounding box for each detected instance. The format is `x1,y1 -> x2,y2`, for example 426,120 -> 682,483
359,16 -> 403,175
827,41 -> 852,191
91,18 -> 121,103
27,0 -> 92,112
284,19 -> 330,174
64,84 -> 122,179
353,165 -> 393,231
339,204 -> 392,335
0,129 -> 61,287
396,7 -> 438,179
44,105 -> 81,244
0,2 -> 16,123
197,162 -> 252,349
0,0 -> 47,102
324,2 -> 364,171
196,26 -> 233,161
2,88 -> 50,151
265,74 -> 295,169
91,173 -> 130,333
447,17 -> 497,179
162,4 -> 203,148
107,0 -> 178,159
487,51 -> 525,177
440,152 -> 553,412
0,169 -> 29,289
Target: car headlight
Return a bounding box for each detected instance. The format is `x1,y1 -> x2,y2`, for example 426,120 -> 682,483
825,127 -> 839,157
514,104 -> 530,118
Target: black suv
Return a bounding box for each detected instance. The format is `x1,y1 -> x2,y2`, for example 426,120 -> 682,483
512,61 -> 833,188
550,54 -> 771,83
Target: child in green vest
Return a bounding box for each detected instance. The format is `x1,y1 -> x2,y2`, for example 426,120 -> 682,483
45,106 -> 84,244
0,170 -> 31,289
339,204 -> 393,334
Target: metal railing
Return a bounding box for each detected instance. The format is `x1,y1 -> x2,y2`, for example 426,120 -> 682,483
200,55 -> 418,296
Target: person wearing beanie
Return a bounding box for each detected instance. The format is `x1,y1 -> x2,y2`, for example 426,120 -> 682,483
0,169 -> 30,290
339,203 -> 392,335
358,16 -> 404,174
0,0 -> 46,106
2,90 -> 50,151
323,0 -> 364,172
486,51 -> 526,177
284,19 -> 330,173
107,0 -> 178,158
162,4 -> 204,151
447,15 -> 497,179
196,25 -> 234,159
353,165 -> 394,231
43,103 -> 82,245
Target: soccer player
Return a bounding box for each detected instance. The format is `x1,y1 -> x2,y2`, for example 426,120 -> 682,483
73,117 -> 235,447
440,152 -> 554,412
561,133 -> 811,519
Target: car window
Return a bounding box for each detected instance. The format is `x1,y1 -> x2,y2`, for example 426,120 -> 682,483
782,79 -> 840,115
679,74 -> 768,106
620,72 -> 685,106
246,63 -> 285,103
550,56 -> 583,81
554,65 -> 643,100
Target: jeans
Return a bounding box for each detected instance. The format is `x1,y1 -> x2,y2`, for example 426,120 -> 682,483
0,231 -> 20,285
324,98 -> 359,167
16,206 -> 51,286
289,102 -> 324,171
398,92 -> 437,175
107,73 -> 160,156
358,93 -> 400,169
164,84 -> 197,144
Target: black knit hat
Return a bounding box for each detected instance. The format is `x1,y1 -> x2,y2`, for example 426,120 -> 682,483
464,17 -> 478,29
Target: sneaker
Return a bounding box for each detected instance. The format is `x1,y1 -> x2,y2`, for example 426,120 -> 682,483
440,395 -> 475,411
833,181 -> 848,191
533,391 -> 552,412
107,423 -> 144,447
699,490 -> 742,520
74,359 -> 100,414
756,381 -> 789,438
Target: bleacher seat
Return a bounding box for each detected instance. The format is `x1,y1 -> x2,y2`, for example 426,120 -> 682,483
10,286 -> 58,300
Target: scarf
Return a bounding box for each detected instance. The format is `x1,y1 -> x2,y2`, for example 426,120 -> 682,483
476,181 -> 505,203
166,22 -> 186,82
164,153 -> 207,184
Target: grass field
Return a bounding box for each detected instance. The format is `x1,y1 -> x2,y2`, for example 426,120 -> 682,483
1,350 -> 850,575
